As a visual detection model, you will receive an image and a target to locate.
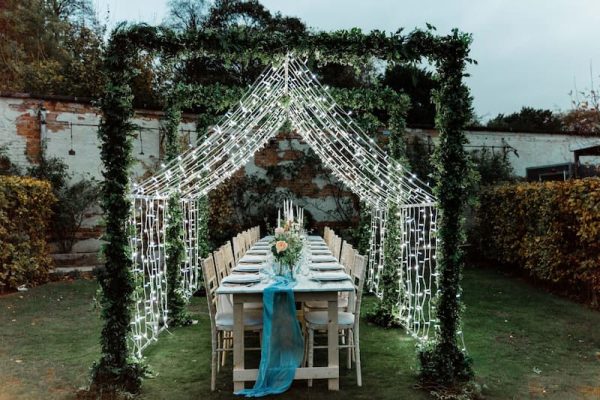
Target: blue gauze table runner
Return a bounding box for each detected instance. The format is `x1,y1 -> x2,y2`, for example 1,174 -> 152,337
236,276 -> 304,397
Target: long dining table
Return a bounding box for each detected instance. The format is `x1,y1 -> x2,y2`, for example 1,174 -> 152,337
215,235 -> 354,392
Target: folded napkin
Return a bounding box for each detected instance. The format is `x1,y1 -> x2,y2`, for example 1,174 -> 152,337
239,255 -> 267,264
311,255 -> 337,263
310,271 -> 349,281
247,250 -> 268,255
310,250 -> 332,255
222,274 -> 261,284
232,265 -> 262,273
309,262 -> 343,271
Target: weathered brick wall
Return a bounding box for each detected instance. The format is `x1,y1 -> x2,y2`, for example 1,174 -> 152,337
0,94 -> 357,268
3,93 -> 599,268
0,94 -> 198,268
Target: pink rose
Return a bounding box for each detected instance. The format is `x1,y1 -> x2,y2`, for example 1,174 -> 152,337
274,227 -> 284,235
275,240 -> 288,253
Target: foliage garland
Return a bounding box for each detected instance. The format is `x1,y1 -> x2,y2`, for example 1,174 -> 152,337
97,23 -> 474,392
418,29 -> 474,386
163,85 -> 192,326
91,29 -> 146,393
366,94 -> 409,327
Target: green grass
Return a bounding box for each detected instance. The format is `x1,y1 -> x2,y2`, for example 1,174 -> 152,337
1,268 -> 599,400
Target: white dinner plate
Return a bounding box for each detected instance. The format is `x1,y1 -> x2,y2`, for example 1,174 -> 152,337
309,263 -> 343,271
232,265 -> 261,273
307,236 -> 324,242
311,255 -> 337,263
310,272 -> 349,281
222,274 -> 261,284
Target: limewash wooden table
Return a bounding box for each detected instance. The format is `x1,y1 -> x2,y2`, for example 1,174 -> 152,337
216,239 -> 354,392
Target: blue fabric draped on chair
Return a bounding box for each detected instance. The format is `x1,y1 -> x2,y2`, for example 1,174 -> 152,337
236,276 -> 304,397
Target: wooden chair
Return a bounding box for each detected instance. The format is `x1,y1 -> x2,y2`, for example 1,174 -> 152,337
213,248 -> 228,284
305,252 -> 367,387
243,230 -> 253,252
330,235 -> 342,261
222,242 -> 235,274
340,241 -> 355,275
201,256 -> 263,391
232,234 -> 244,262
324,226 -> 332,246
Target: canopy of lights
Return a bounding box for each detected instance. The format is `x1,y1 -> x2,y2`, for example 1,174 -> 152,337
127,55 -> 438,357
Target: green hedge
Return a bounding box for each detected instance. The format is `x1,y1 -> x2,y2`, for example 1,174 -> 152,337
476,178 -> 600,306
0,176 -> 56,291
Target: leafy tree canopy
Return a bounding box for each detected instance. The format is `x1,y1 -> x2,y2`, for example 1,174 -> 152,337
486,106 -> 563,133
0,0 -> 105,97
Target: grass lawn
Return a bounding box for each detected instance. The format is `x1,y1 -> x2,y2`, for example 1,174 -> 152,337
0,267 -> 599,399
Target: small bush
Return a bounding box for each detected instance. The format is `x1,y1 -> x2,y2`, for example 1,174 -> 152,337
475,178 -> 600,306
0,176 -> 56,290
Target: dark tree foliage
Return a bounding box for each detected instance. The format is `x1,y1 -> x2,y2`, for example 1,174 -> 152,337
172,0 -> 308,87
0,0 -> 105,97
166,0 -> 209,32
486,106 -> 563,133
383,64 -> 438,126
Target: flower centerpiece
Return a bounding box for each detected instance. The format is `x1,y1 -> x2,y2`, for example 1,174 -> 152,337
271,224 -> 303,279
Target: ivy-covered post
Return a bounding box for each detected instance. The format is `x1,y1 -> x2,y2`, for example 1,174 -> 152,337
355,201 -> 371,255
419,30 -> 474,386
195,115 -> 216,260
366,111 -> 408,327
91,29 -> 145,393
164,86 -> 191,326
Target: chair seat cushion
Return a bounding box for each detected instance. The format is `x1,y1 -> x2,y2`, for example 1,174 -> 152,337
244,302 -> 263,310
215,310 -> 262,329
305,311 -> 355,328
304,296 -> 348,310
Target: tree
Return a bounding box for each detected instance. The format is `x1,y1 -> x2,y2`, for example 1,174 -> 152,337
0,0 -> 105,97
383,64 -> 438,126
486,106 -> 563,133
165,0 -> 208,32
563,85 -> 600,135
169,0 -> 307,87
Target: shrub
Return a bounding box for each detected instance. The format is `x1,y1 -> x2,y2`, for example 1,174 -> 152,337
475,178 -> 600,306
0,176 -> 56,290
28,156 -> 100,252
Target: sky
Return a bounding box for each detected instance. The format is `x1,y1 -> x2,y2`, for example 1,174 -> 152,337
94,0 -> 600,121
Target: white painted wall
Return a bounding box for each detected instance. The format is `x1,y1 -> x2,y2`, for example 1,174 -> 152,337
407,128 -> 600,177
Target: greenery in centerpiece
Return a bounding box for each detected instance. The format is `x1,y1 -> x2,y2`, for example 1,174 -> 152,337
271,224 -> 303,278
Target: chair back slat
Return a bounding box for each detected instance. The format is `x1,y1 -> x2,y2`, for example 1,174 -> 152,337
201,256 -> 218,321
349,252 -> 367,315
331,235 -> 342,261
232,234 -> 244,262
213,248 -> 227,284
340,241 -> 354,274
223,242 -> 235,273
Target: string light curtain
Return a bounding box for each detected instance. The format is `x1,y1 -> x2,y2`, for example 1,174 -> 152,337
128,56 -> 439,356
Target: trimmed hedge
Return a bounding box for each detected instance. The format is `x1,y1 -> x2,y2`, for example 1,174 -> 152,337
476,178 -> 600,306
0,176 -> 56,291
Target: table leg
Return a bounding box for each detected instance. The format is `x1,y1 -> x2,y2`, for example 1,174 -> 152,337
233,295 -> 245,392
327,296 -> 339,390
